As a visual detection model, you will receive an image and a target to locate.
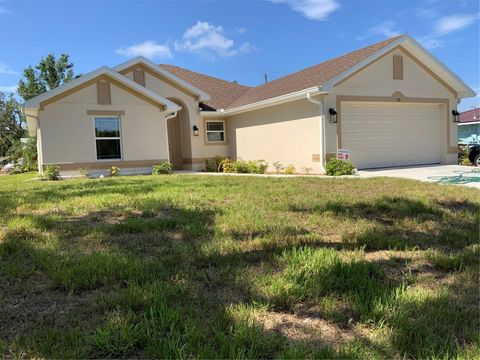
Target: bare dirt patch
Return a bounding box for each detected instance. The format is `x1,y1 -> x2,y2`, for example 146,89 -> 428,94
255,310 -> 371,350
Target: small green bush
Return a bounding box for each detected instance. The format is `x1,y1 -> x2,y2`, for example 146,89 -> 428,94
284,165 -> 296,175
42,165 -> 60,181
219,159 -> 268,174
246,160 -> 268,174
233,160 -> 250,173
325,159 -> 355,176
109,166 -> 119,177
220,158 -> 236,173
205,156 -> 227,172
152,162 -> 173,175
458,146 -> 470,165
78,168 -> 90,178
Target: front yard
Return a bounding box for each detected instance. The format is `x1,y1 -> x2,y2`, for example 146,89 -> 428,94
0,173 -> 479,358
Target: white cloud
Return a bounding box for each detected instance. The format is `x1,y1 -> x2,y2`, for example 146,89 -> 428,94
175,21 -> 252,59
416,7 -> 440,19
116,40 -> 172,59
0,62 -> 17,75
418,36 -> 444,49
418,13 -> 479,49
434,14 -> 478,36
269,0 -> 339,21
0,85 -> 17,93
235,27 -> 247,34
357,21 -> 401,40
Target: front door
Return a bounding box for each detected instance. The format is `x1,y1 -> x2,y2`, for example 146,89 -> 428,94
167,116 -> 183,170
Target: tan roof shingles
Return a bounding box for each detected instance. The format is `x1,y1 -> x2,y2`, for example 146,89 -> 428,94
160,35 -> 403,110
227,35 -> 403,109
159,64 -> 251,110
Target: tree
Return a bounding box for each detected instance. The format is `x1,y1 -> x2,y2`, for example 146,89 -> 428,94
17,54 -> 78,101
0,92 -> 25,157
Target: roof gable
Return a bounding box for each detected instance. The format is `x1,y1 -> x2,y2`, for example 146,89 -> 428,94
24,67 -> 180,111
114,57 -> 210,102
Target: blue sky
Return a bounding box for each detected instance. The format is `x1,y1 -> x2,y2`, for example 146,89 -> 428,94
0,0 -> 478,110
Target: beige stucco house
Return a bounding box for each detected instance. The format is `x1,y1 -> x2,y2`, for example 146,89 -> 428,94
24,35 -> 475,175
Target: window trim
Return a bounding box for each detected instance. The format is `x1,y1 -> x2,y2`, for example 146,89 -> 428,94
204,119 -> 227,145
93,115 -> 123,161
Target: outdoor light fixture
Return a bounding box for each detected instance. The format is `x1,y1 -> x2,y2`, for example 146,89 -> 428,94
193,125 -> 200,136
329,108 -> 338,123
452,109 -> 460,123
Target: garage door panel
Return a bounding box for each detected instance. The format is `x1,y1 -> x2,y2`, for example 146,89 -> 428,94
341,102 -> 442,169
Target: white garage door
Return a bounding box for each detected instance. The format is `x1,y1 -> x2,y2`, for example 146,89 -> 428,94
341,102 -> 442,169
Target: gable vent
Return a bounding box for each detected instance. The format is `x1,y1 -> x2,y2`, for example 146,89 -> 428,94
393,55 -> 403,80
97,79 -> 111,105
133,68 -> 146,86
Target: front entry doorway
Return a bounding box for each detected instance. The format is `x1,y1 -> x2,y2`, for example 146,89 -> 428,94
167,115 -> 183,170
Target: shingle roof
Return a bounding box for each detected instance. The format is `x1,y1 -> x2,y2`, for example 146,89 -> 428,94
159,64 -> 251,110
459,107 -> 480,123
160,35 -> 403,110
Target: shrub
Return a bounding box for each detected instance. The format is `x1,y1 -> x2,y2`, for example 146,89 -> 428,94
325,159 -> 355,176
302,167 -> 313,175
205,156 -> 227,172
220,158 -> 236,173
458,146 -> 471,166
152,162 -> 173,175
246,160 -> 268,174
109,166 -> 119,177
233,160 -> 250,173
42,165 -> 60,181
284,165 -> 296,175
78,168 -> 90,178
273,161 -> 284,174
219,159 -> 268,174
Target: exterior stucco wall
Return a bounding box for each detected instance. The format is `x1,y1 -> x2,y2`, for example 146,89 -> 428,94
125,70 -> 230,170
38,82 -> 168,170
227,99 -> 320,173
325,47 -> 458,164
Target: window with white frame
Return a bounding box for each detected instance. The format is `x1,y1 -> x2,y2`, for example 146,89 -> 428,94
94,117 -> 122,160
206,121 -> 225,142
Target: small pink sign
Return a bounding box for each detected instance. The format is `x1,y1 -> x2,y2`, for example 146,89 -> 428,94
337,149 -> 351,161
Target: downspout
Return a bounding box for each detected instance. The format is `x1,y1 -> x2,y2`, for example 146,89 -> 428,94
164,110 -> 178,164
306,93 -> 326,173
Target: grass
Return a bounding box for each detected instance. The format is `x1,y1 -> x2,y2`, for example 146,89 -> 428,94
0,172 -> 479,359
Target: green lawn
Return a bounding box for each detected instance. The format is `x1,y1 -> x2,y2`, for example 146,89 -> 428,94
0,173 -> 479,359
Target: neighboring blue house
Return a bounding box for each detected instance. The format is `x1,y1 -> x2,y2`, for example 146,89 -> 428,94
458,107 -> 480,144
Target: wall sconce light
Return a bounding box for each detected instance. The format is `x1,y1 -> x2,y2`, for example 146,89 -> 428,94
329,108 -> 338,123
193,125 -> 200,136
451,110 -> 460,123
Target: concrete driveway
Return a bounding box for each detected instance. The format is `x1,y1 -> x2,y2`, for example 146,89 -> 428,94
357,165 -> 480,189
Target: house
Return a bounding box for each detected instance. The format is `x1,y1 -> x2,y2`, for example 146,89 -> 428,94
24,35 -> 475,175
458,107 -> 480,144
